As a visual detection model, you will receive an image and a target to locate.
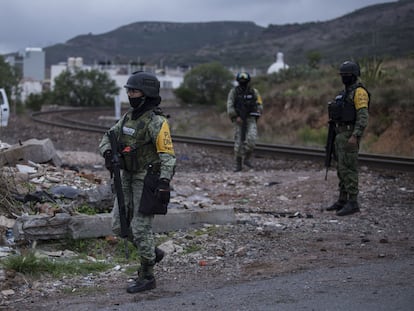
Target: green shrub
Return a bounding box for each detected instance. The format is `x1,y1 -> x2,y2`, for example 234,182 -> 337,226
297,126 -> 327,147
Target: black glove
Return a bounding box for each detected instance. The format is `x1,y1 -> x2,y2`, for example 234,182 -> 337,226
103,150 -> 113,172
156,178 -> 170,205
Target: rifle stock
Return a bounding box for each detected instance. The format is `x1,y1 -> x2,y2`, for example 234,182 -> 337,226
108,130 -> 129,258
325,120 -> 336,180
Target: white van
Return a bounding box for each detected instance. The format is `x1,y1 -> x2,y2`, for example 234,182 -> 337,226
0,88 -> 10,127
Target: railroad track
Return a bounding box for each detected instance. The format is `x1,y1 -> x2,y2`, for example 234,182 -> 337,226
31,109 -> 414,172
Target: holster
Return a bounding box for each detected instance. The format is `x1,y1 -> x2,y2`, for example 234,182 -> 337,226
138,165 -> 168,215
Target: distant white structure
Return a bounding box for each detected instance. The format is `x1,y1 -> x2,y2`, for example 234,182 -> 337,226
23,47 -> 45,81
50,58 -> 185,103
267,52 -> 288,74
20,78 -> 43,102
50,57 -> 92,90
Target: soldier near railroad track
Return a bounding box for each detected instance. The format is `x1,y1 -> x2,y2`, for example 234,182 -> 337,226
99,71 -> 176,293
226,72 -> 263,172
326,61 -> 370,216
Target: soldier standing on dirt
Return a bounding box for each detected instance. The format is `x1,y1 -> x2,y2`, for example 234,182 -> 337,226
326,61 -> 369,216
99,71 -> 176,293
226,72 -> 263,172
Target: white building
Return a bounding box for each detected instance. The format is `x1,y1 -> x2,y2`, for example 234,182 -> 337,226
267,52 -> 289,74
50,58 -> 185,103
23,48 -> 45,81
19,79 -> 43,102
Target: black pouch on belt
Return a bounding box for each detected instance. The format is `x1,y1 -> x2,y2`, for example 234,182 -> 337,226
138,170 -> 168,215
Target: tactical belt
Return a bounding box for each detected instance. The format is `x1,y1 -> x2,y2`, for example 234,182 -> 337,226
335,123 -> 354,132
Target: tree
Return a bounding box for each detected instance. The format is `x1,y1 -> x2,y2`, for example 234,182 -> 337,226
0,55 -> 21,110
175,62 -> 234,109
53,69 -> 119,107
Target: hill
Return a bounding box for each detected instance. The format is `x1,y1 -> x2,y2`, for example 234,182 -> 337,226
43,0 -> 414,70
44,21 -> 262,68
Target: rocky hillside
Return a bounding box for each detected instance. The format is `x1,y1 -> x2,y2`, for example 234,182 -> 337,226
42,0 -> 414,69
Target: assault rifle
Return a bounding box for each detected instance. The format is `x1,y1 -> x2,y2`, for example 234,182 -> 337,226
108,129 -> 129,259
325,120 -> 336,180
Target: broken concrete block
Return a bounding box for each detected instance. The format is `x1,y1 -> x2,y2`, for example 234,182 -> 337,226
13,213 -> 71,241
0,138 -> 62,167
12,204 -> 236,241
68,214 -> 112,239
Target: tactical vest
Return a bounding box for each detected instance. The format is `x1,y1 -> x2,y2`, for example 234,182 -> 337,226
234,86 -> 258,119
328,83 -> 369,123
118,110 -> 162,172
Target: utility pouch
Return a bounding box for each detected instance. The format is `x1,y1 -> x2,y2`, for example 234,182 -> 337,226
328,96 -> 343,122
246,100 -> 258,114
120,145 -> 139,172
138,172 -> 168,215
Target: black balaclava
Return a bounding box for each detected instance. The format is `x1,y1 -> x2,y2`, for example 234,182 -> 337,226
238,80 -> 249,90
129,96 -> 145,109
130,96 -> 161,120
341,75 -> 357,87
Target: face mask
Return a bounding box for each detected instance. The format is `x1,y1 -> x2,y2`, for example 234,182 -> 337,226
341,75 -> 356,86
129,96 -> 145,109
238,81 -> 248,88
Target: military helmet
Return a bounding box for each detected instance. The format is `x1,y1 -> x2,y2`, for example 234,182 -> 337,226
339,61 -> 360,77
124,71 -> 160,98
236,72 -> 251,83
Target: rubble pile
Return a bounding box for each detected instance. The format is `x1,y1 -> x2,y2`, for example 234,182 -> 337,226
0,139 -> 112,248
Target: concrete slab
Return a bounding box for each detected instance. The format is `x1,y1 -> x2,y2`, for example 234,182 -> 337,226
13,205 -> 236,240
154,205 -> 236,233
0,138 -> 62,167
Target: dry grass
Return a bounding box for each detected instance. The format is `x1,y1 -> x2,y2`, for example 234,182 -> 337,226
0,169 -> 21,218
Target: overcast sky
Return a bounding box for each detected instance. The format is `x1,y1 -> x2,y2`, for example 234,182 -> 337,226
0,0 -> 396,55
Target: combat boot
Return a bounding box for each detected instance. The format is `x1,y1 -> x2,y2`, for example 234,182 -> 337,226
326,191 -> 347,211
155,247 -> 164,263
234,157 -> 242,172
127,261 -> 156,293
243,152 -> 254,168
336,200 -> 360,216
326,200 -> 346,211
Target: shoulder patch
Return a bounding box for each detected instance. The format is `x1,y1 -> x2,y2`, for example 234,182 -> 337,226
156,121 -> 175,154
354,87 -> 369,110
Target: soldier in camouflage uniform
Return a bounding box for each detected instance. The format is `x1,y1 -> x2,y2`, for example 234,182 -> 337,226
326,61 -> 369,216
99,71 -> 176,293
227,72 -> 263,172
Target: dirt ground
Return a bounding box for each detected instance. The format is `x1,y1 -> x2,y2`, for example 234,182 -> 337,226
1,114 -> 414,310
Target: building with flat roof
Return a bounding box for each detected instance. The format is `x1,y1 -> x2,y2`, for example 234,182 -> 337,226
23,47 -> 45,81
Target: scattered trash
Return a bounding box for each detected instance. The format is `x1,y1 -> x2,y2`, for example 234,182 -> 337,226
5,228 -> 14,245
50,185 -> 82,199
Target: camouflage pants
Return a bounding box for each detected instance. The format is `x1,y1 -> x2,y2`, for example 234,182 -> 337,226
111,170 -> 155,263
334,130 -> 360,201
233,117 -> 258,157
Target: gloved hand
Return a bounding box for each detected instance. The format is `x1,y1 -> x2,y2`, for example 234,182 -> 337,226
156,178 -> 170,205
103,150 -> 113,172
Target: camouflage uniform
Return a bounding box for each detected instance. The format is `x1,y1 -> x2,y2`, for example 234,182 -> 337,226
334,87 -> 369,202
227,79 -> 263,171
100,108 -> 175,261
328,71 -> 369,216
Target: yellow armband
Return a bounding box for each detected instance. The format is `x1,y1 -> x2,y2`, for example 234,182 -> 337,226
354,87 -> 369,110
156,121 -> 175,155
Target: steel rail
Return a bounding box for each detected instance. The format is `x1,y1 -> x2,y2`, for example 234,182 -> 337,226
31,109 -> 414,172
